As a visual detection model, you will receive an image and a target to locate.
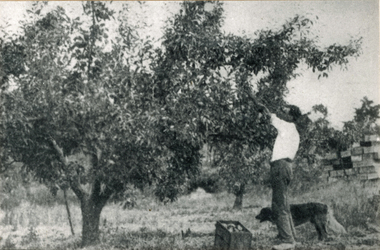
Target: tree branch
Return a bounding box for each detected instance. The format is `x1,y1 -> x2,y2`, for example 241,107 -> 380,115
244,88 -> 271,115
25,116 -> 45,122
0,160 -> 15,174
50,138 -> 67,165
91,178 -> 114,208
95,145 -> 102,165
50,138 -> 87,201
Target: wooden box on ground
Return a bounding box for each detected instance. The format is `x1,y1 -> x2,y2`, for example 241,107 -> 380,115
214,220 -> 252,250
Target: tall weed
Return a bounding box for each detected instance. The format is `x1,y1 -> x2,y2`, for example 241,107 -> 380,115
293,179 -> 380,229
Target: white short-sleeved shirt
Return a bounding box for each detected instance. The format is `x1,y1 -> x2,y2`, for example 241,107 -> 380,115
270,113 -> 300,162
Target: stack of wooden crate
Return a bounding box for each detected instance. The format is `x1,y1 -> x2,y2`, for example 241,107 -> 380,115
323,135 -> 380,181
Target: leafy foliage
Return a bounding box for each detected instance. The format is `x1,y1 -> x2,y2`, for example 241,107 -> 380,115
343,97 -> 380,144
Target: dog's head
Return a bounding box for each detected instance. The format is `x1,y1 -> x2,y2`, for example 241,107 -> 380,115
255,207 -> 275,223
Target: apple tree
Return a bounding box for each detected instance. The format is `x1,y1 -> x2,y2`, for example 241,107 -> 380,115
1,1 -> 364,240
0,2 -> 198,246
151,1 -> 362,209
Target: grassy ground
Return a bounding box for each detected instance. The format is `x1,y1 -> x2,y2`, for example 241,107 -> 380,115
0,179 -> 379,250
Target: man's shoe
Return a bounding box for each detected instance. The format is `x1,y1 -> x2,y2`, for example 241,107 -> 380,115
272,242 -> 295,250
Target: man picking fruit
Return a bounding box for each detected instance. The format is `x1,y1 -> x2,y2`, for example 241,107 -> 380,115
250,92 -> 302,250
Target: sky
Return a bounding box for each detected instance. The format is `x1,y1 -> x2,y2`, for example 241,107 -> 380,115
0,0 -> 379,129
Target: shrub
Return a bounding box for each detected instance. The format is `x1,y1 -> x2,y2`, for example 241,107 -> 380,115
0,180 -> 27,211
187,172 -> 223,194
1,236 -> 16,250
21,226 -> 39,246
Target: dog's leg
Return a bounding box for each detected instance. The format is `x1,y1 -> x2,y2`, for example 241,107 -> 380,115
326,208 -> 347,236
314,221 -> 326,240
319,214 -> 328,240
315,225 -> 323,241
311,214 -> 328,240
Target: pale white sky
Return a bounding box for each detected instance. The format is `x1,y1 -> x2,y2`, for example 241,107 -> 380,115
1,1 -> 379,129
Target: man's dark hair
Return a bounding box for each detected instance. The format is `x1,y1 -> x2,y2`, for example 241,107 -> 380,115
288,105 -> 302,122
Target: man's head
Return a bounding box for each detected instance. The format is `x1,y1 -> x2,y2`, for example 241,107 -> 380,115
277,105 -> 302,123
288,105 -> 302,122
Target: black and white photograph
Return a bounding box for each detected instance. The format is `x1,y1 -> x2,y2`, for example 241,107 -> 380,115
0,1 -> 379,249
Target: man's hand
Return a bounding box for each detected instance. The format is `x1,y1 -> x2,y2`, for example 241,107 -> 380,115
256,101 -> 271,115
245,89 -> 271,114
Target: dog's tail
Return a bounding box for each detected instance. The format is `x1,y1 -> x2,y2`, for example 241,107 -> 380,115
326,207 -> 347,236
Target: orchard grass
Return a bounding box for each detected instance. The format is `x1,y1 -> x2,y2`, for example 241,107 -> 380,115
1,179 -> 379,250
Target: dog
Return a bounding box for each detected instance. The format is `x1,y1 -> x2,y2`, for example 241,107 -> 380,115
255,202 -> 346,240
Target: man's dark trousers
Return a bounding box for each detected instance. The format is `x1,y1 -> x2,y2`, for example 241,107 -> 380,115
270,158 -> 296,243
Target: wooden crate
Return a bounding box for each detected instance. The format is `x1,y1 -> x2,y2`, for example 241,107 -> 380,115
359,174 -> 369,180
362,153 -> 380,160
337,169 -> 345,176
332,159 -> 341,165
360,141 -> 380,147
345,168 -> 356,176
328,157 -> 341,169
215,221 -> 252,250
323,165 -> 334,171
351,155 -> 363,162
332,162 -> 343,170
351,147 -> 363,156
364,135 -> 380,142
342,163 -> 353,169
320,172 -> 329,179
358,173 -> 380,180
329,170 -> 345,177
325,152 -> 338,160
368,173 -> 380,180
340,150 -> 351,158
347,175 -> 357,180
321,159 -> 334,165
358,166 -> 378,174
360,141 -> 372,147
353,159 -> 380,168
363,146 -> 380,154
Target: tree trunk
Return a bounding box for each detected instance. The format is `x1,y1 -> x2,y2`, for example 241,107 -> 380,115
233,183 -> 245,210
80,197 -> 105,247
